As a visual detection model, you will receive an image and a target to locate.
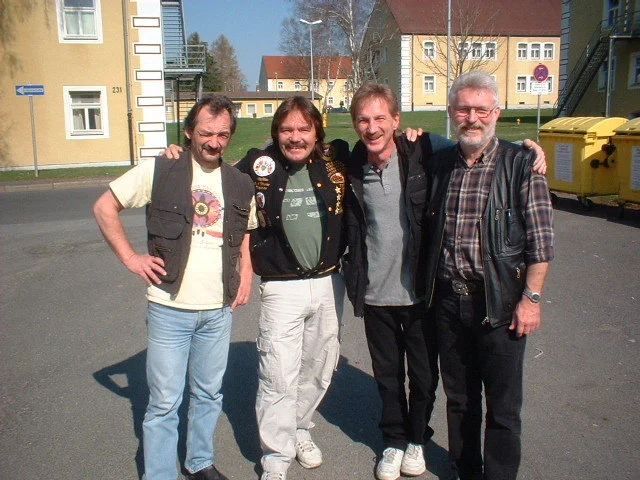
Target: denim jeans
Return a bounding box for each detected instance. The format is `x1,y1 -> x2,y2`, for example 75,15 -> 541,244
142,301 -> 232,480
435,290 -> 526,480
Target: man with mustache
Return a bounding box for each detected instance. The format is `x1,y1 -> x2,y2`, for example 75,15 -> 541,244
422,71 -> 554,480
93,95 -> 256,480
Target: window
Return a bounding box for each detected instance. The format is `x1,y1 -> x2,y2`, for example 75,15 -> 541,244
598,58 -> 616,91
328,81 -> 335,89
56,0 -> 102,43
382,46 -> 389,63
423,75 -> 436,93
546,76 -> 554,93
458,42 -> 470,60
606,0 -> 620,27
277,81 -> 283,90
383,77 -> 389,84
294,81 -> 301,91
327,97 -> 334,106
264,103 -> 274,115
517,43 -> 528,59
530,43 -> 541,60
344,80 -> 351,91
471,42 -> 483,59
312,80 -> 319,91
544,43 -> 555,60
64,86 -> 109,138
516,76 -> 528,92
247,104 -> 257,116
629,52 -> 640,88
484,42 -> 496,59
423,41 -> 435,59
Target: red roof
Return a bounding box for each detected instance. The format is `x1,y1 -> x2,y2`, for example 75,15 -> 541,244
261,56 -> 353,79
385,0 -> 561,37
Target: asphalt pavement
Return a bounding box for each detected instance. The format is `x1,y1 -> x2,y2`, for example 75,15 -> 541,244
1,182 -> 639,479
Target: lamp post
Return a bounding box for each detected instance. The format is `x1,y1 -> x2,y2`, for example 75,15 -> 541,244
299,18 -> 322,101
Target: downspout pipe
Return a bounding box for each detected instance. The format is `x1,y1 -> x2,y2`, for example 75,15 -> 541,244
122,0 -> 136,165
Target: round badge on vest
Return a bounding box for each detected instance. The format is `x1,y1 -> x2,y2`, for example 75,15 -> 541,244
253,156 -> 275,177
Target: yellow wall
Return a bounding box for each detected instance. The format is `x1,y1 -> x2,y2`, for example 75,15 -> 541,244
266,78 -> 352,110
0,1 -> 134,169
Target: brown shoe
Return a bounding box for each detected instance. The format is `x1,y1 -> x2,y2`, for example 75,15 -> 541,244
186,465 -> 229,480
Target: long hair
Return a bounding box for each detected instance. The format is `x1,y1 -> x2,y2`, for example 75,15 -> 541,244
350,83 -> 400,122
183,94 -> 237,147
270,96 -> 326,158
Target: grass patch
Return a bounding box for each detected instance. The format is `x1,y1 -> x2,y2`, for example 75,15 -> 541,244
1,109 -> 553,182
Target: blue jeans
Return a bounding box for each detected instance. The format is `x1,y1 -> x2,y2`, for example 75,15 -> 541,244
143,302 -> 232,480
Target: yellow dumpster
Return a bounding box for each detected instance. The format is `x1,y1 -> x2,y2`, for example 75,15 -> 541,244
538,117 -> 627,207
612,117 -> 640,205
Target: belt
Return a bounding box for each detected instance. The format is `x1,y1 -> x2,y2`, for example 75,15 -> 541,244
439,278 -> 484,296
260,264 -> 337,281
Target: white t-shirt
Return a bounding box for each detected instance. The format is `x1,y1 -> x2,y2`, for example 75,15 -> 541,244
110,157 -> 256,310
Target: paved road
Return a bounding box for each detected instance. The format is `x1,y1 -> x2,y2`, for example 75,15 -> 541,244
1,186 -> 639,479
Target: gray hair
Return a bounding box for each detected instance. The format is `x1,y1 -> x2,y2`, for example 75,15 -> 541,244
448,71 -> 500,107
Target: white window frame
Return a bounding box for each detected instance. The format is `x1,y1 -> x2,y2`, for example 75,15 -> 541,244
63,86 -> 109,139
423,75 -> 436,93
294,81 -> 302,91
543,43 -> 555,60
517,43 -> 528,60
277,81 -> 283,90
247,103 -> 257,116
546,75 -> 554,93
529,43 -> 541,60
516,75 -> 528,93
264,103 -> 274,115
56,0 -> 103,43
458,41 -> 470,60
598,58 -> 617,91
628,51 -> 640,88
327,96 -> 334,106
484,42 -> 497,60
423,40 -> 436,59
471,42 -> 483,60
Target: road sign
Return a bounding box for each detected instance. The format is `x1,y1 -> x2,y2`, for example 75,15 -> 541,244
15,84 -> 45,96
533,64 -> 549,82
530,81 -> 550,95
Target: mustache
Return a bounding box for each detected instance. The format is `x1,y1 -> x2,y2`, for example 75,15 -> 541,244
201,144 -> 221,154
284,141 -> 309,148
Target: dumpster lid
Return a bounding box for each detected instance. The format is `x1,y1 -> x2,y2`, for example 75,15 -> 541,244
539,116 -> 627,134
613,117 -> 640,135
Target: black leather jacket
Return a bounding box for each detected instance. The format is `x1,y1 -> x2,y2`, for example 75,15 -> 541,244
343,134 -> 437,317
235,140 -> 349,280
423,140 -> 537,326
146,152 -> 255,303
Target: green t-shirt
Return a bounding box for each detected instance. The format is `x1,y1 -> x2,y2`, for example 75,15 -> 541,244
282,164 -> 327,270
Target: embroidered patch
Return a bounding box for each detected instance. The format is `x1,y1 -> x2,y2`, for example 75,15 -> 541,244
330,172 -> 344,184
255,192 -> 265,208
253,156 -> 275,177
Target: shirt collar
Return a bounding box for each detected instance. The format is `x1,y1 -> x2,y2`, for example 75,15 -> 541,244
456,136 -> 499,167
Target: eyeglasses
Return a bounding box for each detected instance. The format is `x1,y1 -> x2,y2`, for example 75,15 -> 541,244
452,106 -> 497,119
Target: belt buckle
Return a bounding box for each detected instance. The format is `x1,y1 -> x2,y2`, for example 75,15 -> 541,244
451,278 -> 469,295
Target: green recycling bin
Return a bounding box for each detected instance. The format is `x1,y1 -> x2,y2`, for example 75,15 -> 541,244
538,117 -> 627,206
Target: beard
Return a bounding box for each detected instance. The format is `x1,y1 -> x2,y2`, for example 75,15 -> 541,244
453,120 -> 495,150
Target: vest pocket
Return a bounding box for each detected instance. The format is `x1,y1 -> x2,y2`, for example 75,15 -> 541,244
147,207 -> 189,282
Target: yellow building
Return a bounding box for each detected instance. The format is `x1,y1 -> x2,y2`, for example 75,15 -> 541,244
367,0 -> 561,111
259,56 -> 353,112
557,0 -> 640,117
0,0 -> 204,171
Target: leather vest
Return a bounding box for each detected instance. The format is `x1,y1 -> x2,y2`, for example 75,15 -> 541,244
146,151 -> 254,303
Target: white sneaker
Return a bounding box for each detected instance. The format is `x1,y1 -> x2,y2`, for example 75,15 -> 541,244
260,472 -> 286,480
376,447 -> 404,480
401,443 -> 426,476
295,428 -> 323,469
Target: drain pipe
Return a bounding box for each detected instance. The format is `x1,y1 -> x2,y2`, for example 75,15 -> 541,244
122,0 -> 136,165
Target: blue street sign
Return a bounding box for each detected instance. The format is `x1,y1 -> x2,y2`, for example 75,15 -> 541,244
15,84 -> 45,96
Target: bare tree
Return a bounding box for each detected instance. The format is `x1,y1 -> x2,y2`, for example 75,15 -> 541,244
210,35 -> 247,92
414,1 -> 504,79
281,0 -> 380,90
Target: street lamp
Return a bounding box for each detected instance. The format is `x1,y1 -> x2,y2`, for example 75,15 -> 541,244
299,18 -> 323,101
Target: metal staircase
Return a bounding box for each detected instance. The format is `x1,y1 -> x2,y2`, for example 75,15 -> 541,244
161,0 -> 206,77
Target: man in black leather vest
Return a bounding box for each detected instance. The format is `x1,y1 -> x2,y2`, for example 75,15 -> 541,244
423,72 -> 554,480
94,95 -> 256,480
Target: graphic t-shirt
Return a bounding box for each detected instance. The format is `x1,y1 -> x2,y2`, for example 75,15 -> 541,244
109,157 -> 256,309
281,164 -> 326,270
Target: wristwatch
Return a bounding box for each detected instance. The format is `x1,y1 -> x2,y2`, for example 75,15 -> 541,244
523,287 -> 541,303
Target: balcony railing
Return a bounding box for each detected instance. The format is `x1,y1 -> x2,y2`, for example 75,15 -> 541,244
164,44 -> 206,74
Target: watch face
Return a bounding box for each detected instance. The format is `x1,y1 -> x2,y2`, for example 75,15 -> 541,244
531,293 -> 541,302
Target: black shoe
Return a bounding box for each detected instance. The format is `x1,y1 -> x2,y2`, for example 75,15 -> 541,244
186,465 -> 229,480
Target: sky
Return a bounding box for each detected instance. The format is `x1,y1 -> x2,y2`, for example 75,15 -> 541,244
183,0 -> 292,89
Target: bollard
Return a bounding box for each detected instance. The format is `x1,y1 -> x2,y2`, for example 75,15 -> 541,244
322,113 -> 328,128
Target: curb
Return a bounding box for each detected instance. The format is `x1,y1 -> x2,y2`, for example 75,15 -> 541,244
0,178 -> 114,193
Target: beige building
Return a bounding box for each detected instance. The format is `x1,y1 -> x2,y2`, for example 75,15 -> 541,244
557,0 -> 640,117
367,0 -> 561,111
0,0 -> 204,171
259,56 -> 353,112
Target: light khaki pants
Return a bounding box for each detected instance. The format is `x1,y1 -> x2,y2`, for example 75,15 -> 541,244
256,274 -> 344,473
